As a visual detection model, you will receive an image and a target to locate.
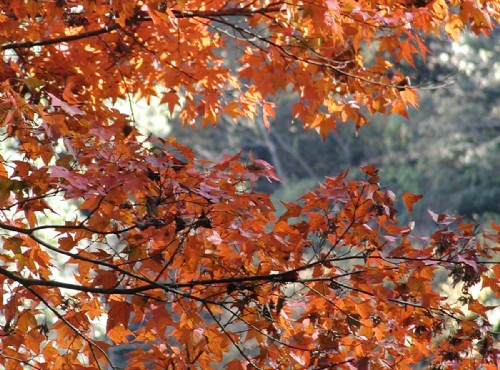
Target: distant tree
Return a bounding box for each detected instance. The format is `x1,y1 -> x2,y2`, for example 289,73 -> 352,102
361,28 -> 500,223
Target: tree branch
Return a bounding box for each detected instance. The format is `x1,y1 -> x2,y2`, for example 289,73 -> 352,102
1,24 -> 122,51
256,117 -> 288,186
1,6 -> 284,51
0,265 -> 153,294
269,129 -> 319,179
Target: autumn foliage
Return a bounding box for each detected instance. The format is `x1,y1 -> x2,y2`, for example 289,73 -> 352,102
0,0 -> 500,369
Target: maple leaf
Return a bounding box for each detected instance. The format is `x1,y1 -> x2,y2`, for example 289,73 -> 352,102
0,0 -> 498,369
402,192 -> 424,214
262,102 -> 275,130
47,93 -> 83,116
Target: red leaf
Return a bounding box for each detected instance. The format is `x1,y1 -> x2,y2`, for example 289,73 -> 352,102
47,93 -> 83,116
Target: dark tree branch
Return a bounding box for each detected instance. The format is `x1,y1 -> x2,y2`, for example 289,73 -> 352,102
1,24 -> 122,51
1,6 -> 284,51
0,265 -> 153,294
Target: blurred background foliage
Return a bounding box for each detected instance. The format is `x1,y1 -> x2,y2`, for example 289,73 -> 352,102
136,28 -> 500,229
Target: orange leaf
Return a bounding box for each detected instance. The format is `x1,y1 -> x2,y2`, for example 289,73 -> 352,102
390,98 -> 409,119
262,102 -> 275,130
107,324 -> 134,344
402,193 -> 423,214
0,161 -> 8,178
400,88 -> 419,108
355,303 -> 372,319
